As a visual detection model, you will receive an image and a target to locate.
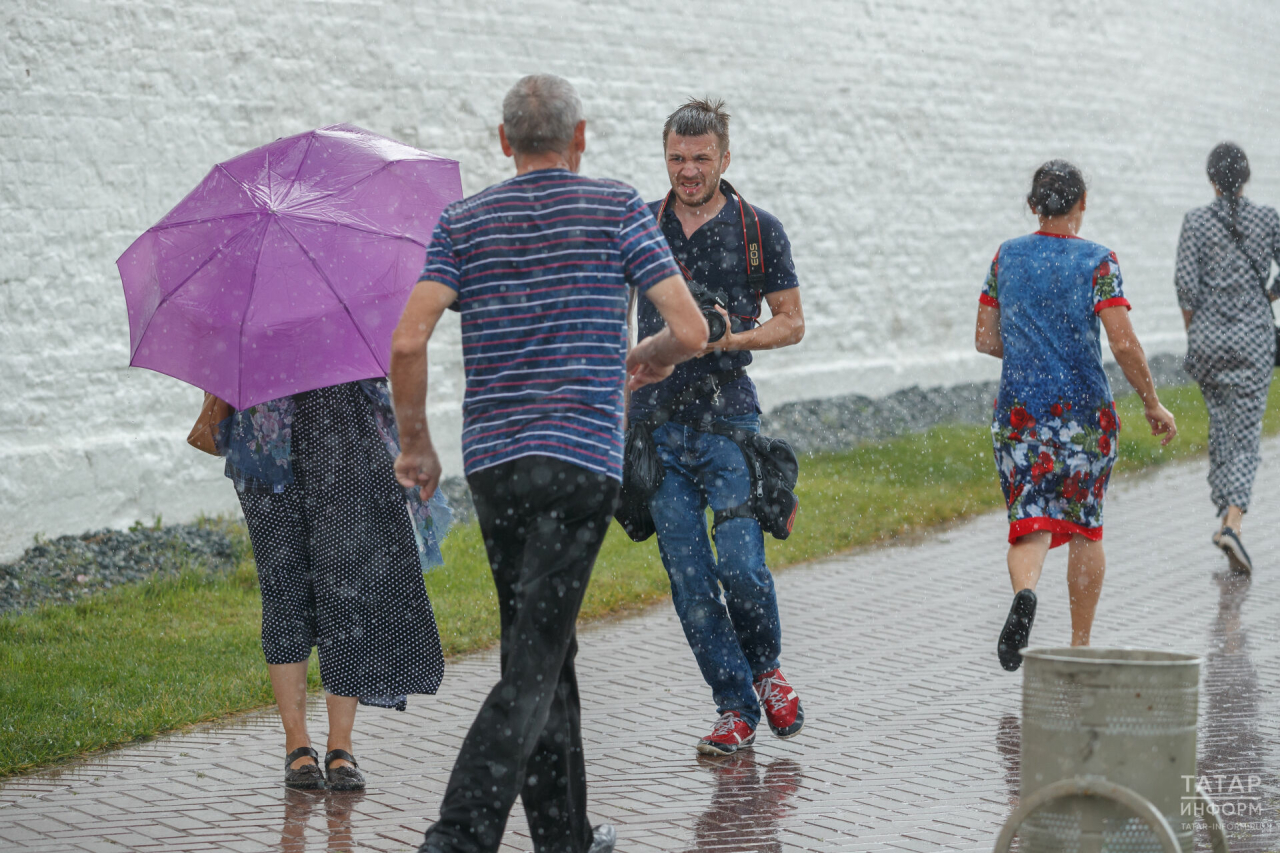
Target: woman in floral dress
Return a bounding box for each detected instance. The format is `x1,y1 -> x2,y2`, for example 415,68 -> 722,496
975,161 -> 1178,672
217,379 -> 451,788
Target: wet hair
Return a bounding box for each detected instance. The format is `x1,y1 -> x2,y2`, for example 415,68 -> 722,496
1027,160 -> 1087,217
663,98 -> 730,153
1207,142 -> 1250,239
502,74 -> 582,155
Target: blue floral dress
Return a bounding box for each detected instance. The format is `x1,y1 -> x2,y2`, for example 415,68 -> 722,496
980,232 -> 1131,547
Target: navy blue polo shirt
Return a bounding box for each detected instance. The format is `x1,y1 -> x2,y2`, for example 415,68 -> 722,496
630,181 -> 799,426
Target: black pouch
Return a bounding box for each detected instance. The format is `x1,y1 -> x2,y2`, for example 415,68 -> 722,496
711,425 -> 800,540
749,432 -> 800,540
615,422 -> 664,541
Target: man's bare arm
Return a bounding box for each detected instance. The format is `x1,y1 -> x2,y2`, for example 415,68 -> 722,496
388,279 -> 457,499
627,275 -> 708,389
705,288 -> 804,354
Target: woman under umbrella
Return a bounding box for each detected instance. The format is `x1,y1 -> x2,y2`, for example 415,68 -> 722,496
219,380 -> 450,790
118,126 -> 463,790
976,161 -> 1177,671
1176,142 -> 1280,574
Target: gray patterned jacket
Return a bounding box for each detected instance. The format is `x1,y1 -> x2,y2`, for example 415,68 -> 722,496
1176,196 -> 1280,389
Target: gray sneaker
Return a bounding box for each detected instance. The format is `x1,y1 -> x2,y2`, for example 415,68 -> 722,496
589,824 -> 617,853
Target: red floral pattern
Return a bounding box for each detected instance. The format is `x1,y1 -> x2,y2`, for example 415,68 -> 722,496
992,398 -> 1119,549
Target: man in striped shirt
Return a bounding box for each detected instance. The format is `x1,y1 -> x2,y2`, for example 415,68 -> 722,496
390,74 -> 706,853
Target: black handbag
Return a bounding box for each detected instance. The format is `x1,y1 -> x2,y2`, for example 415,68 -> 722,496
1213,208 -> 1280,366
708,423 -> 800,541
614,422 -> 664,542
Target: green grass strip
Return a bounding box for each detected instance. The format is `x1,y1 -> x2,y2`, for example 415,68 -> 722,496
1,380 -> 1273,777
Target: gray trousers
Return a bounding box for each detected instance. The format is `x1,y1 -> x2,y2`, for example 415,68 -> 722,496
1201,379 -> 1270,513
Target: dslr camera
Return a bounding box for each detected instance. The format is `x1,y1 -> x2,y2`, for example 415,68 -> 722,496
685,279 -> 731,343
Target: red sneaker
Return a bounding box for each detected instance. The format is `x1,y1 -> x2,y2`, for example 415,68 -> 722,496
754,668 -> 804,738
697,711 -> 756,756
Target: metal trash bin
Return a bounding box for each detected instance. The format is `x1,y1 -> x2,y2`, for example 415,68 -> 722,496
994,648 -> 1229,853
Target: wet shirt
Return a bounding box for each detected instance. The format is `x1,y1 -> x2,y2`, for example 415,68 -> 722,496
981,232 -> 1130,424
630,183 -> 798,427
420,169 -> 680,481
1175,196 -> 1280,389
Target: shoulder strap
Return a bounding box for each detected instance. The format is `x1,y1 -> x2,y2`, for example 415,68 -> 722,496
657,190 -> 673,225
1212,206 -> 1270,287
721,180 -> 768,294
659,183 -> 768,295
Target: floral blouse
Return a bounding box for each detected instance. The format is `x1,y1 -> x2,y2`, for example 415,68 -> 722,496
217,379 -> 451,572
980,231 -> 1130,422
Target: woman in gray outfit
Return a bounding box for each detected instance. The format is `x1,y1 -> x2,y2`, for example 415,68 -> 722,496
1176,142 -> 1280,572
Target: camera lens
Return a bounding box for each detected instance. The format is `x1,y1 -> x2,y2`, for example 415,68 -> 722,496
704,310 -> 727,343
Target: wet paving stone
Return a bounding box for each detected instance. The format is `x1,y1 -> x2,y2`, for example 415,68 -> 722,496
2,441 -> 1278,851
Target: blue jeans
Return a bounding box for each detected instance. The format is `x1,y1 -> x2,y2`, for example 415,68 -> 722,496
648,413 -> 781,728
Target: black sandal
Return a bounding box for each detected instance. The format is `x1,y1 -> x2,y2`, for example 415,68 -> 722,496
997,589 -> 1037,672
284,746 -> 325,790
325,749 -> 366,791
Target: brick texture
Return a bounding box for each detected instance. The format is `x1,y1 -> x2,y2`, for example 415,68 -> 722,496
3,1 -> 1280,553
1,439 -> 1277,850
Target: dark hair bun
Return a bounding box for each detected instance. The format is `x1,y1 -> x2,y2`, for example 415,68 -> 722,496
1207,142 -> 1249,197
1028,160 -> 1086,217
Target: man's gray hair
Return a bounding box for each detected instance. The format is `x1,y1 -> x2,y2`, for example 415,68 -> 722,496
502,74 -> 583,155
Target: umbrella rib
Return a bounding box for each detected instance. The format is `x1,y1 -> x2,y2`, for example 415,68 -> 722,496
236,224 -> 274,409
300,159 -> 395,204
275,219 -> 385,373
149,210 -> 262,233
281,159 -> 409,219
280,210 -> 430,248
216,163 -> 267,207
134,216 -> 264,359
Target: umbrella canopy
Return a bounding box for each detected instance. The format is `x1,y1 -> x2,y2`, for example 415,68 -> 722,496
118,124 -> 462,410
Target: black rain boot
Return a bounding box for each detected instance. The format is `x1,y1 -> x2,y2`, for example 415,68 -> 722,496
997,589 -> 1037,672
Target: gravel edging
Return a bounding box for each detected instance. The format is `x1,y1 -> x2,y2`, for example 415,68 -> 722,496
760,352 -> 1190,454
440,353 -> 1191,519
2,354 -> 1189,605
0,524 -> 238,618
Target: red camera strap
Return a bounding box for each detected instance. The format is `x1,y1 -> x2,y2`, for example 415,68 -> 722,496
657,180 -> 768,296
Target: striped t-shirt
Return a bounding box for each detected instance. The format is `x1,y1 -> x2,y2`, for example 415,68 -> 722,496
419,169 -> 681,481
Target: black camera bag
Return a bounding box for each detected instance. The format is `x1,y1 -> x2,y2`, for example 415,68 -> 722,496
614,423 -> 664,542
708,424 -> 799,540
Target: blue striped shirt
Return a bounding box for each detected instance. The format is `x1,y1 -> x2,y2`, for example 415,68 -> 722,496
419,169 -> 680,480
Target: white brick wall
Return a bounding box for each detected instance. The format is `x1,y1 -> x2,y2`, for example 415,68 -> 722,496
3,0 -> 1278,558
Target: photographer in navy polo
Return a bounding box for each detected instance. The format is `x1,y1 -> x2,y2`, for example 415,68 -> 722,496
629,99 -> 807,755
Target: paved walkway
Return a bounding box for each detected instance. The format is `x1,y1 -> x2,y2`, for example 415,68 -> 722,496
3,442 -> 1280,852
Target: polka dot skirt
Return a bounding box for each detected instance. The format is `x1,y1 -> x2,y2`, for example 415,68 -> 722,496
237,382 -> 444,705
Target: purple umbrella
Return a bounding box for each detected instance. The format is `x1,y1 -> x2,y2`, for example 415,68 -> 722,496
118,124 -> 462,410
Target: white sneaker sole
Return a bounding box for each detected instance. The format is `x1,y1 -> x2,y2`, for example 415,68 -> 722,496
1217,531 -> 1252,575
696,735 -> 755,756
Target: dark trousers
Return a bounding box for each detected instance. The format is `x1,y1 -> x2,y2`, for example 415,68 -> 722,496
421,456 -> 618,853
